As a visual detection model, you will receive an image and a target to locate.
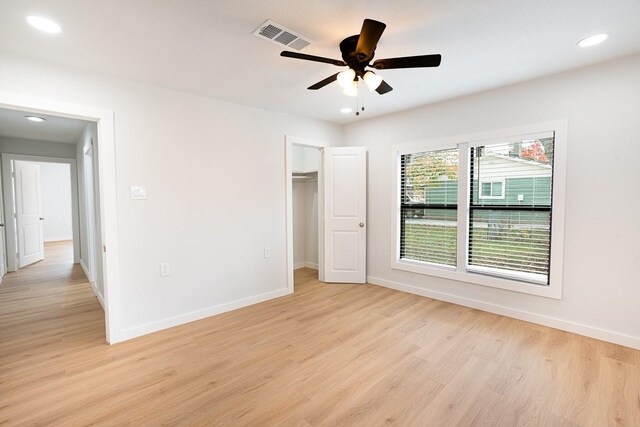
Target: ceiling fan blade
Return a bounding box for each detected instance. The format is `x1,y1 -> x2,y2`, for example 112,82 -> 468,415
281,51 -> 346,67
355,19 -> 386,62
376,80 -> 393,95
372,54 -> 442,70
307,73 -> 340,90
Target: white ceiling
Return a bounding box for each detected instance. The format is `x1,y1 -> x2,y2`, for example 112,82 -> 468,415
0,108 -> 88,144
0,0 -> 639,124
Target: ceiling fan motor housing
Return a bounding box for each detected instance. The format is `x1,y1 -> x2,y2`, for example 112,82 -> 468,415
340,35 -> 372,74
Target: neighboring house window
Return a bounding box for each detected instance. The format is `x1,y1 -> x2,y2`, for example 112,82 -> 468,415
479,180 -> 504,199
393,123 -> 566,299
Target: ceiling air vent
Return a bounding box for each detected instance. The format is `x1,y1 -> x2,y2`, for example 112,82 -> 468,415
253,20 -> 311,51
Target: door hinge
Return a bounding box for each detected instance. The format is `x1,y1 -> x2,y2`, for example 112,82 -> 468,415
103,245 -> 106,253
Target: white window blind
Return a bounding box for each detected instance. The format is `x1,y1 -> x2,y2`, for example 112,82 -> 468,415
468,136 -> 555,284
400,148 -> 459,267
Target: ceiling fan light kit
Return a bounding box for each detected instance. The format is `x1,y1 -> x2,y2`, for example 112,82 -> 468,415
342,81 -> 359,97
363,71 -> 383,91
337,69 -> 356,89
280,18 -> 442,115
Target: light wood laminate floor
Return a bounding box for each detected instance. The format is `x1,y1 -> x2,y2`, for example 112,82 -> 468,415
0,242 -> 638,426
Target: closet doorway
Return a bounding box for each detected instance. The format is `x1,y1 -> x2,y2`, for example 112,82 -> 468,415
292,145 -> 321,286
285,136 -> 328,291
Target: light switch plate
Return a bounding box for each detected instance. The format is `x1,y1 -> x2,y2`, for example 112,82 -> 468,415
160,263 -> 170,277
131,185 -> 147,200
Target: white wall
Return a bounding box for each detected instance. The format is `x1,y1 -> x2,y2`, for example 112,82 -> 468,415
76,123 -> 104,302
33,162 -> 73,242
342,54 -> 640,348
292,180 -> 318,269
292,181 -> 307,267
305,182 -> 319,267
0,137 -> 76,159
292,145 -> 321,173
0,52 -> 342,341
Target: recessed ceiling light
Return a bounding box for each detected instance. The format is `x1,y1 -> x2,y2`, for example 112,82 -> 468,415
340,107 -> 353,114
25,116 -> 46,122
577,33 -> 608,48
26,16 -> 61,34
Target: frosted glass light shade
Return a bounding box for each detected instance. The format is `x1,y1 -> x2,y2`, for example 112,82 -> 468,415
363,71 -> 383,91
342,80 -> 358,97
337,69 -> 356,89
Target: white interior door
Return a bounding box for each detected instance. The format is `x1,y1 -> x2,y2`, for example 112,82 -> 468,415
15,161 -> 45,268
323,147 -> 367,283
0,168 -> 6,278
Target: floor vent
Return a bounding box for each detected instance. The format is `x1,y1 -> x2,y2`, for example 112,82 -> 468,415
253,20 -> 311,51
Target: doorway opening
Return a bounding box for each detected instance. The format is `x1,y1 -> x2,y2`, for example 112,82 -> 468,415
285,136 -> 369,291
0,106 -> 107,341
292,144 -> 321,289
10,159 -> 75,269
285,136 -> 328,292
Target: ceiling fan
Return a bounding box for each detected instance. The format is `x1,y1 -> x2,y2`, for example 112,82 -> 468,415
280,19 -> 441,96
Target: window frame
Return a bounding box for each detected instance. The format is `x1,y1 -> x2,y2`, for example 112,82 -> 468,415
478,179 -> 506,199
391,121 -> 567,299
399,147 -> 460,269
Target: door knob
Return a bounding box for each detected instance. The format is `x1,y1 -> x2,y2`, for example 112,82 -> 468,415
359,222 -> 365,227
0,223 -> 4,227
39,217 -> 45,221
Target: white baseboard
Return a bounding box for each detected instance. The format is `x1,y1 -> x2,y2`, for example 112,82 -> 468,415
44,236 -> 73,242
294,262 -> 318,270
367,276 -> 640,350
93,284 -> 105,310
79,259 -> 90,278
80,259 -> 104,310
115,287 -> 292,343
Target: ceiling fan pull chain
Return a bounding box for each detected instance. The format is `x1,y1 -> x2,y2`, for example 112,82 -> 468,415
362,88 -> 366,113
356,80 -> 360,116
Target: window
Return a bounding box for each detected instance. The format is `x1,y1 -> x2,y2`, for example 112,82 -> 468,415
400,148 -> 458,267
469,139 -> 554,284
479,180 -> 504,199
393,122 -> 566,298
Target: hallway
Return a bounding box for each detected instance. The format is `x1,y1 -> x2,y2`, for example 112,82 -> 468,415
0,241 -> 103,342
0,241 -> 106,417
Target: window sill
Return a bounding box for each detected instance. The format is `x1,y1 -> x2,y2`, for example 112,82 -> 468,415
391,258 -> 561,299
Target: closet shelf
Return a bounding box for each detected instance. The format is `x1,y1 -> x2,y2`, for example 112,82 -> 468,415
292,171 -> 318,181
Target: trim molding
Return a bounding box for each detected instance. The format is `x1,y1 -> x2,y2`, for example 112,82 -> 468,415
0,91 -> 119,345
117,288 -> 292,343
367,275 -> 640,350
79,259 -> 90,280
44,236 -> 74,243
94,286 -> 105,310
294,262 -> 318,270
80,259 -> 104,310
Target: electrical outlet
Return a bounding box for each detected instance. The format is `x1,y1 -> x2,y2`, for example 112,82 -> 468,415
264,247 -> 271,258
160,262 -> 170,276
